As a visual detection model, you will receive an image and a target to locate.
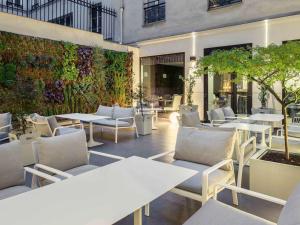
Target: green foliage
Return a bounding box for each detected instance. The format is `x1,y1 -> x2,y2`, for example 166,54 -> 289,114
195,41 -> 300,159
180,74 -> 196,106
0,63 -> 16,87
62,43 -> 79,81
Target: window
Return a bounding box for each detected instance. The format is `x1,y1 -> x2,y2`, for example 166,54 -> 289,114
144,0 -> 165,25
91,3 -> 102,34
6,0 -> 23,8
49,13 -> 73,27
208,0 -> 242,10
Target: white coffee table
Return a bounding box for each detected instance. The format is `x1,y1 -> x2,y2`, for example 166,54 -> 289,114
56,113 -> 109,147
249,113 -> 284,123
0,156 -> 197,225
220,122 -> 272,149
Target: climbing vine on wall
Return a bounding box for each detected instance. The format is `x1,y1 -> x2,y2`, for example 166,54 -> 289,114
0,31 -> 134,121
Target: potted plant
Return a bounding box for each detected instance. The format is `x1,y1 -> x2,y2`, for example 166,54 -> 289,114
179,74 -> 198,113
195,41 -> 300,199
133,84 -> 153,135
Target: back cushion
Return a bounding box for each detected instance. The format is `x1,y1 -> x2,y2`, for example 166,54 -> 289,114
96,105 -> 114,117
174,127 -> 237,171
0,113 -> 11,133
33,130 -> 88,171
113,107 -> 135,123
211,108 -> 225,121
47,116 -> 59,133
0,141 -> 25,189
222,107 -> 235,118
182,112 -> 201,127
278,183 -> 300,225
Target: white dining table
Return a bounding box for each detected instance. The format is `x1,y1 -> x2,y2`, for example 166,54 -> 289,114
220,122 -> 272,149
248,113 -> 284,123
0,156 -> 197,225
56,113 -> 109,147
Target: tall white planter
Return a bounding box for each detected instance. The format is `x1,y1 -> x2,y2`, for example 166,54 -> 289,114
135,114 -> 152,136
250,150 -> 300,200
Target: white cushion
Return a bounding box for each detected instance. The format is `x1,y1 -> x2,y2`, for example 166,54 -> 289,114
113,107 -> 135,119
182,112 -> 202,127
96,105 -> 114,117
211,108 -> 225,121
93,119 -> 130,127
0,186 -> 31,200
174,127 -> 237,171
222,107 -> 235,118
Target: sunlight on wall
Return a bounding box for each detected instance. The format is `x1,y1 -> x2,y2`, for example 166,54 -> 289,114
192,32 -> 197,56
264,20 -> 269,47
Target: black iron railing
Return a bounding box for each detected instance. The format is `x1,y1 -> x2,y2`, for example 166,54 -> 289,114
208,0 -> 242,10
144,0 -> 165,25
0,0 -> 117,41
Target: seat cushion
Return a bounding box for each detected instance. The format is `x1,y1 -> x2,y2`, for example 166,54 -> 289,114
183,199 -> 275,225
0,185 -> 31,200
0,132 -> 8,140
33,130 -> 89,172
95,105 -> 114,118
56,127 -> 81,136
174,127 -> 237,171
93,119 -> 130,127
278,183 -> 300,225
51,165 -> 98,181
172,160 -> 233,195
182,112 -> 202,127
223,106 -> 236,118
0,142 -> 25,189
211,108 -> 225,121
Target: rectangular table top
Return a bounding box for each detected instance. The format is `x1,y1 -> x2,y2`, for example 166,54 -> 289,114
0,156 -> 197,225
56,113 -> 109,122
248,113 -> 284,122
220,122 -> 271,132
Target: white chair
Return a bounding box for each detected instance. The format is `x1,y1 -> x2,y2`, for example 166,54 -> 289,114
182,182 -> 299,225
0,113 -> 12,142
93,105 -> 139,144
207,107 -> 247,126
0,141 -> 60,200
27,114 -> 83,137
164,95 -> 182,112
32,130 -> 124,186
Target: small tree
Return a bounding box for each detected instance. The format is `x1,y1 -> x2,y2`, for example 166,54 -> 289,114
194,42 -> 300,160
180,74 -> 196,106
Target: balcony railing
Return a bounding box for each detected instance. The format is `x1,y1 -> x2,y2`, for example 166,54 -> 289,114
144,0 -> 165,25
208,0 -> 242,10
0,0 -> 117,41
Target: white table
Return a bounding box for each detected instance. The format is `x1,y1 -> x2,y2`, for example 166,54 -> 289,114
249,113 -> 284,123
220,122 -> 272,149
0,156 -> 197,225
56,113 -> 109,147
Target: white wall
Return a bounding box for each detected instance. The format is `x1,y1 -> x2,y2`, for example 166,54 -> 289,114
136,14 -> 300,119
122,0 -> 300,44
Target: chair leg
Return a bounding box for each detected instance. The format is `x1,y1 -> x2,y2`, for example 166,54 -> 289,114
145,203 -> 150,216
231,180 -> 239,206
115,128 -> 118,144
135,125 -> 139,138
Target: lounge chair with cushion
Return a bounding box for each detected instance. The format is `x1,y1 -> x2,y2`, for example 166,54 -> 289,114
0,113 -> 12,143
0,141 -> 60,200
93,105 -> 139,144
183,182 -> 299,225
32,130 -> 124,186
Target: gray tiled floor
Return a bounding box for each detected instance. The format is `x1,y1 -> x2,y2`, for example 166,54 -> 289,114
87,120 -> 283,225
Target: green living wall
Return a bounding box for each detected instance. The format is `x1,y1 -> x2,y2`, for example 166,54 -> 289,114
0,31 -> 133,121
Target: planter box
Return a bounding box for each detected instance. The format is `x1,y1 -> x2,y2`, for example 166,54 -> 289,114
250,149 -> 300,200
135,114 -> 152,136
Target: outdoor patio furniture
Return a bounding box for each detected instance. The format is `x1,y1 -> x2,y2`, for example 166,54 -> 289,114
93,105 -> 139,144
207,107 -> 246,126
32,130 -> 123,186
0,113 -> 12,143
182,182 -> 299,225
27,114 -> 83,137
0,141 -> 60,200
164,94 -> 182,112
149,127 -> 240,205
180,111 -> 211,128
0,156 -> 196,225
252,107 -> 275,114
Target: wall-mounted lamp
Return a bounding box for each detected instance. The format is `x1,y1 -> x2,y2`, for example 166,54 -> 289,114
190,56 -> 197,62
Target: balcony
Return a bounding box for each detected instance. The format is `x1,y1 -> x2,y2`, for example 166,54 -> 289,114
0,0 -> 117,41
144,0 -> 165,25
208,0 -> 242,10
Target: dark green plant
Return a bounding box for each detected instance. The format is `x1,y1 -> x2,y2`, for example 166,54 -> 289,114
0,63 -> 16,87
62,43 -> 79,81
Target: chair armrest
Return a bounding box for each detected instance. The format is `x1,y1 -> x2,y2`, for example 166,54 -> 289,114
89,151 -> 125,160
202,159 -> 233,198
34,164 -> 73,178
214,183 -> 286,206
240,136 -> 257,163
25,167 -> 61,183
0,124 -> 11,131
148,150 -> 175,160
52,124 -> 84,136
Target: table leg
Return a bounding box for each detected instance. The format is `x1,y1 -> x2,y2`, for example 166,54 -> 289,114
134,208 -> 142,225
257,130 -> 268,149
152,112 -> 158,130
87,122 -> 103,148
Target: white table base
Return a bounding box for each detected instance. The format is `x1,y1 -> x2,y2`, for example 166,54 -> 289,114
87,122 -> 104,147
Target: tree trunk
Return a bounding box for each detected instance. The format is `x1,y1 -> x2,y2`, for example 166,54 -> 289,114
283,106 -> 290,160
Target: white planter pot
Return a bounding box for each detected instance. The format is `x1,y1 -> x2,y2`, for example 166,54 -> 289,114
250,149 -> 300,200
135,114 -> 152,136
